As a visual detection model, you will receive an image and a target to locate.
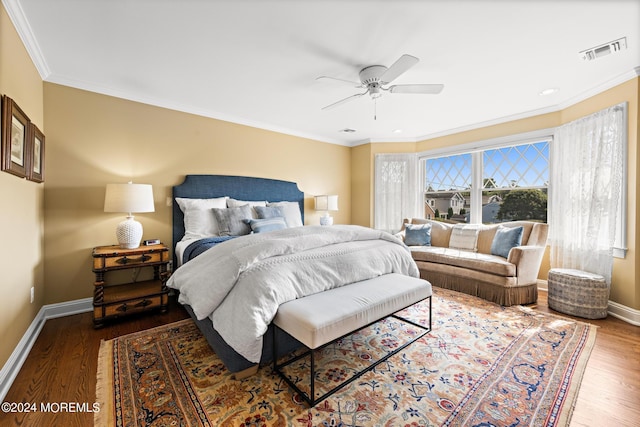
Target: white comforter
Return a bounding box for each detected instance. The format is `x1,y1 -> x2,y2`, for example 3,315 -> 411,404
166,225 -> 419,362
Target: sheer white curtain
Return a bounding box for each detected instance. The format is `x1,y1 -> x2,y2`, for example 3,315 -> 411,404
549,103 -> 626,285
374,153 -> 418,233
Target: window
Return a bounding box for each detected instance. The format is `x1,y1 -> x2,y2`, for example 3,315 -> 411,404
421,131 -> 551,225
481,141 -> 549,223
424,153 -> 471,220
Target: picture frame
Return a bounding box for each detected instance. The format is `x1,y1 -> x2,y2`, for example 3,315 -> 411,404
1,95 -> 30,178
28,123 -> 45,183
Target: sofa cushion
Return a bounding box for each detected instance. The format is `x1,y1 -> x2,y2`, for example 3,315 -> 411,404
405,223 -> 432,246
410,246 -> 516,277
491,225 -> 524,258
449,224 -> 480,252
409,218 -> 452,247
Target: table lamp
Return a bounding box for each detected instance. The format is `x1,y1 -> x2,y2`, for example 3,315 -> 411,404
314,195 -> 338,226
104,182 -> 155,248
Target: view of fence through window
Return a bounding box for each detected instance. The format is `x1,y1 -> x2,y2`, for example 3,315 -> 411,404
423,141 -> 549,224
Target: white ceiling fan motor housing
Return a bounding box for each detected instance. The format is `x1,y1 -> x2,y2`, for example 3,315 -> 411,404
360,65 -> 387,99
359,65 -> 387,85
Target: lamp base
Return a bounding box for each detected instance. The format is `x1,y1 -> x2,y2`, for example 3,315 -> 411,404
116,216 -> 143,249
320,214 -> 334,226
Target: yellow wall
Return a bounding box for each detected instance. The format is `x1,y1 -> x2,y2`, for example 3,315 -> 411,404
353,79 -> 640,310
0,5 -> 45,368
42,83 -> 351,304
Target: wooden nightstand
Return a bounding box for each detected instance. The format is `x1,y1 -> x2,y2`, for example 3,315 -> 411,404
92,243 -> 170,328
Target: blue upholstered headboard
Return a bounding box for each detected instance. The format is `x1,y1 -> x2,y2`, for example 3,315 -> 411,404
172,175 -> 305,264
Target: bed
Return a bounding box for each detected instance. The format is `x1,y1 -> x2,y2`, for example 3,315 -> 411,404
168,174 -> 419,378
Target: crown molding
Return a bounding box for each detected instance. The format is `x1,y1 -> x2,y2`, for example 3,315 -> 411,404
414,67 -> 640,143
6,0 -> 637,148
2,0 -> 50,78
45,73 -> 351,147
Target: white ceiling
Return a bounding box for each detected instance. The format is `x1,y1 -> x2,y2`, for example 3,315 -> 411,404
5,0 -> 640,146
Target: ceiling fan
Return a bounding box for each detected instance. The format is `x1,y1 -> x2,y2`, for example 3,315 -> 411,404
317,54 -> 444,111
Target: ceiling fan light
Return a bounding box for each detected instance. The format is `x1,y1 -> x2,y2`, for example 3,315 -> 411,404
369,84 -> 382,99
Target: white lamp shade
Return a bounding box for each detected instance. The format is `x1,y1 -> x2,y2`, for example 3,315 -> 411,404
315,194 -> 338,226
104,183 -> 155,214
314,195 -> 338,211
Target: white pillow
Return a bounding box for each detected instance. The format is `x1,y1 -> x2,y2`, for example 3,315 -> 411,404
449,224 -> 480,252
176,197 -> 228,240
227,198 -> 267,218
267,201 -> 303,227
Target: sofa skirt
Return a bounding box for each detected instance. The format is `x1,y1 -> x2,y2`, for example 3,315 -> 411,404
416,262 -> 538,306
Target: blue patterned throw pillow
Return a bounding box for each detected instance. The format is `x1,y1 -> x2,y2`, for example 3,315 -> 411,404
404,223 -> 432,246
490,226 -> 524,258
244,217 -> 287,233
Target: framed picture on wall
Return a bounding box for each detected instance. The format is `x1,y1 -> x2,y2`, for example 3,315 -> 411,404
28,123 -> 45,183
1,95 -> 31,178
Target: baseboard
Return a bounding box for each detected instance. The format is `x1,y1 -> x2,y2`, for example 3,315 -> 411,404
0,298 -> 92,402
538,279 -> 640,326
608,300 -> 640,326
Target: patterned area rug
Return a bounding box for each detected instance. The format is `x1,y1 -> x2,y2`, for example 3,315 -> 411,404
95,288 -> 596,427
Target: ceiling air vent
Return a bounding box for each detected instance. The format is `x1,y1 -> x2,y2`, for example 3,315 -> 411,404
580,37 -> 627,61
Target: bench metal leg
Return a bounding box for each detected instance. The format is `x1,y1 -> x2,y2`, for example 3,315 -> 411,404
273,296 -> 432,407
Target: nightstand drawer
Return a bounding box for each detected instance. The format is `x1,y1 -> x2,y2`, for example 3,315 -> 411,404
103,295 -> 163,317
92,243 -> 170,328
97,251 -> 165,269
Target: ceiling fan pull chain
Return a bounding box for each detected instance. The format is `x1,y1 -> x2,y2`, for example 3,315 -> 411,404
374,98 -> 377,121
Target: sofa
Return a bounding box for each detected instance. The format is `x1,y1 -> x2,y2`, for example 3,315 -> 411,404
400,219 -> 549,306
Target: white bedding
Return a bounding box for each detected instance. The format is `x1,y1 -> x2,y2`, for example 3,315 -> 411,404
166,225 -> 419,362
174,238 -> 198,267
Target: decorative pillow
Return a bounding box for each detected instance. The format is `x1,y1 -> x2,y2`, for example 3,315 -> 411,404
265,202 -> 303,227
226,198 -> 268,208
449,224 -> 480,252
175,197 -> 228,240
227,198 -> 267,219
211,204 -> 253,236
404,223 -> 432,246
244,217 -> 287,233
490,226 -> 524,258
255,205 -> 280,219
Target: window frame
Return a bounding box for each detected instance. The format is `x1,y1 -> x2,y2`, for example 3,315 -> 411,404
419,128 -> 553,224
416,126 -> 627,258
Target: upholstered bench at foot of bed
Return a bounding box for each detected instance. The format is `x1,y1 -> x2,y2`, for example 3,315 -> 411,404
272,273 -> 432,407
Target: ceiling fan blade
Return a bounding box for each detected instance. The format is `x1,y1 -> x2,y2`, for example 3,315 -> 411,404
321,91 -> 367,110
380,54 -> 419,84
389,84 -> 444,94
316,75 -> 362,87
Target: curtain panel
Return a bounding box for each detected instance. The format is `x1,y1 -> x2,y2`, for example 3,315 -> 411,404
374,153 -> 418,233
549,103 -> 626,285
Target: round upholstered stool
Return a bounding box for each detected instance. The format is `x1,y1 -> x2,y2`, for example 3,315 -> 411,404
547,268 -> 609,319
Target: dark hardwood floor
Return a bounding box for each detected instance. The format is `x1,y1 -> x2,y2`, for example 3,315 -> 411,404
1,291 -> 639,426
1,297 -> 189,427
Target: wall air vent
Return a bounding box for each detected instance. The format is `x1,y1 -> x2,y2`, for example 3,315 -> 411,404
580,37 -> 627,61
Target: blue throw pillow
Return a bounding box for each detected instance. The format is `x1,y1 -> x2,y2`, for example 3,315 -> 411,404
244,217 -> 287,233
490,226 -> 524,258
255,205 -> 281,219
404,223 -> 432,246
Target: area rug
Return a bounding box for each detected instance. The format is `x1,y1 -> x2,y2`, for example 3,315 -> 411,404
95,287 -> 596,427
